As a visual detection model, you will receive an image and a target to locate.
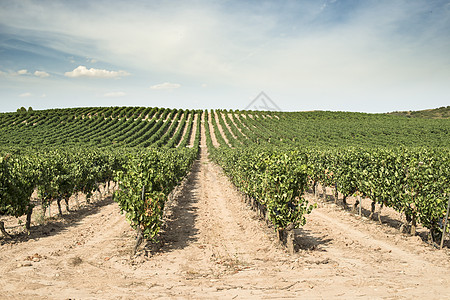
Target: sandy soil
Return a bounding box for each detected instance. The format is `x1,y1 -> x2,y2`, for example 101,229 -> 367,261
228,113 -> 248,139
186,113 -> 198,148
232,114 -> 250,132
212,111 -> 232,148
219,113 -> 237,140
206,111 -> 219,148
1,131 -> 450,299
170,111 -> 185,143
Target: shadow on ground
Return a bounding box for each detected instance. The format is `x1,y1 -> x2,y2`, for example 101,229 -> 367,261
307,190 -> 450,250
295,228 -> 333,251
145,158 -> 201,254
0,196 -> 114,246
314,191 -> 404,230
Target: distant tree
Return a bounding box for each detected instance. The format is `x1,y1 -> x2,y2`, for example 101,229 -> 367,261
28,106 -> 33,111
17,107 -> 27,113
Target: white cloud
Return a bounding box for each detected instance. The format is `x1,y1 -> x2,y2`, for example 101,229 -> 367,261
1,1 -> 449,111
19,92 -> 32,97
103,91 -> 126,97
64,66 -> 130,78
150,82 -> 181,90
0,70 -> 6,77
87,58 -> 98,63
201,83 -> 207,88
34,70 -> 50,78
13,69 -> 30,76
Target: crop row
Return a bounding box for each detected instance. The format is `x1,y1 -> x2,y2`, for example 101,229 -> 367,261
206,110 -> 450,240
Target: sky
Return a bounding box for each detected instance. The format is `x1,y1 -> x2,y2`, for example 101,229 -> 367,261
0,0 -> 449,113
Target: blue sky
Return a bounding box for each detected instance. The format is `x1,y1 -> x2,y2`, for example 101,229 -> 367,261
0,0 -> 449,113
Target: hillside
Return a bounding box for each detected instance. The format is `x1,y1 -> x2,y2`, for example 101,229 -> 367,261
1,106 -> 450,299
0,107 -> 201,149
1,107 -> 449,149
388,106 -> 450,119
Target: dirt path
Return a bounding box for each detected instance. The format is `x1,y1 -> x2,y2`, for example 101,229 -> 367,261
299,201 -> 450,299
234,113 -> 253,131
207,111 -> 219,147
212,111 -> 232,147
219,112 -> 237,140
1,128 -> 450,299
175,112 -> 192,148
186,112 -> 198,148
228,113 -> 248,139
170,111 -> 185,145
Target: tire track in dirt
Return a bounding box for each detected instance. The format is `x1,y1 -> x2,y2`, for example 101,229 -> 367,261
297,202 -> 450,299
132,117 -> 304,299
0,197 -> 138,299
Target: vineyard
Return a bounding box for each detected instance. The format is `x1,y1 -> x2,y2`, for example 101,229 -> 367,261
1,106 -> 450,298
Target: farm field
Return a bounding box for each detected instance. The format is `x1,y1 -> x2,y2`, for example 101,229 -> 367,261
1,107 -> 450,299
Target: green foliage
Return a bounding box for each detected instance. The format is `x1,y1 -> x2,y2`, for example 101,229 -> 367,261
0,152 -> 37,217
0,106 -> 200,241
1,106 -> 449,240
209,109 -> 449,234
301,147 -> 450,233
211,146 -> 313,229
114,147 -> 197,240
0,107 -> 195,149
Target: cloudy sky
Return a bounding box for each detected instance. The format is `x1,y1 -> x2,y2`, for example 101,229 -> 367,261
1,0 -> 449,113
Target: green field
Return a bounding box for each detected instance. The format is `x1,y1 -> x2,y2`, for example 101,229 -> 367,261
1,107 -> 449,243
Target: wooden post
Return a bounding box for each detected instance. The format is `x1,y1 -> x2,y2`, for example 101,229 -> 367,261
440,195 -> 450,250
0,221 -> 11,238
277,228 -> 283,242
377,203 -> 383,224
410,214 -> 417,236
314,182 -> 319,200
286,229 -> 295,255
56,197 -> 63,216
64,197 -> 70,212
358,195 -> 362,216
75,192 -> 79,209
133,185 -> 145,256
369,201 -> 376,220
334,183 -> 338,204
25,204 -> 34,230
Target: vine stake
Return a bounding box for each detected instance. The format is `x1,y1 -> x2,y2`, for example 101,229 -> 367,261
0,221 -> 11,238
358,195 -> 362,216
132,185 -> 145,256
440,195 -> 450,250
